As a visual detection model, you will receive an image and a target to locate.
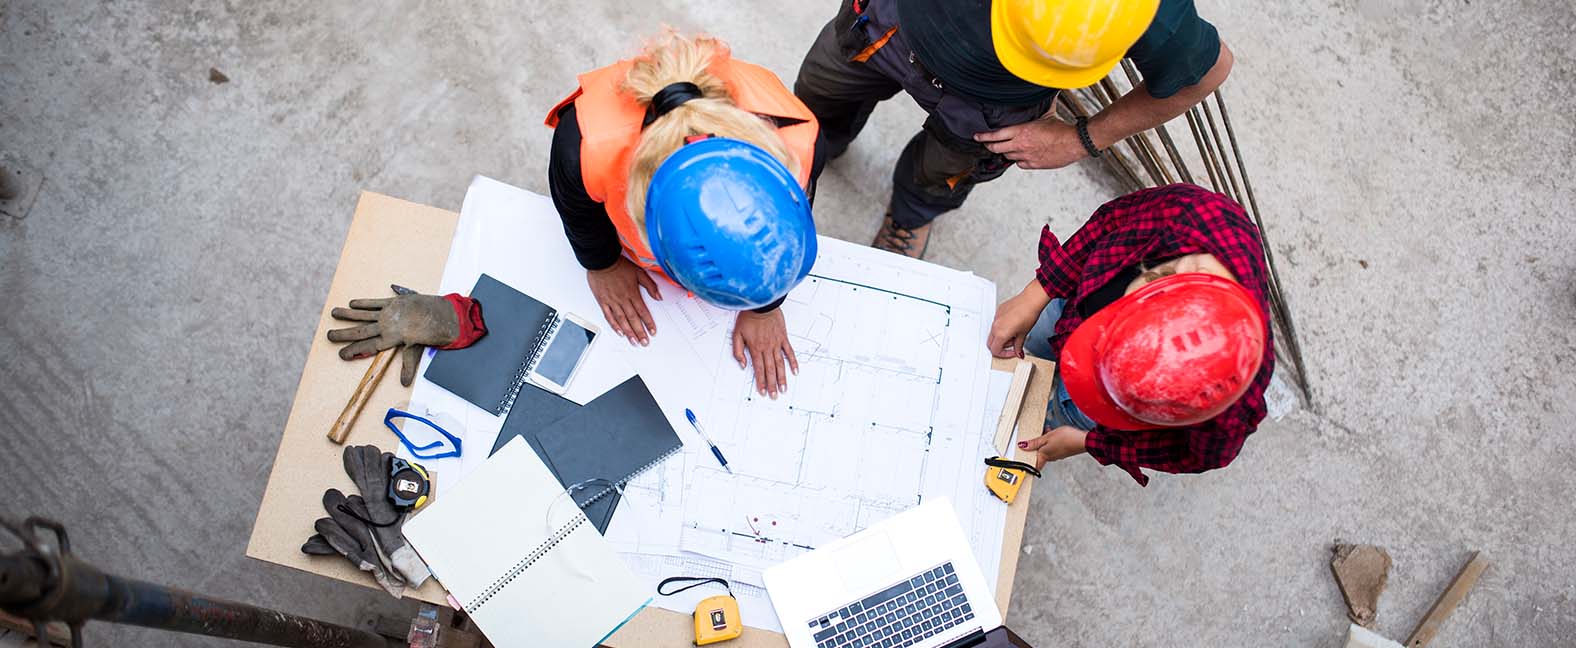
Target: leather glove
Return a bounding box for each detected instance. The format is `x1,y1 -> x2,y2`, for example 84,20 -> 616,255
301,489 -> 406,598
342,445 -> 431,588
327,286 -> 486,386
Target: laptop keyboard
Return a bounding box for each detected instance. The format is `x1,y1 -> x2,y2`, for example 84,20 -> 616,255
808,562 -> 974,648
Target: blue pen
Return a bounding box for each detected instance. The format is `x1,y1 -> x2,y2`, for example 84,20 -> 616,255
684,408 -> 733,474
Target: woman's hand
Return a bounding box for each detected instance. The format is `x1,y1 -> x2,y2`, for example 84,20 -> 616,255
987,284 -> 1050,358
1018,425 -> 1089,471
587,258 -> 662,346
732,309 -> 798,399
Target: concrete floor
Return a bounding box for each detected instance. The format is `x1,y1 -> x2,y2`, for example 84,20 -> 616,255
3,0 -> 1573,646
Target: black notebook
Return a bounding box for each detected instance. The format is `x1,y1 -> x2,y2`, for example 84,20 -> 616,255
491,376 -> 682,533
424,274 -> 561,416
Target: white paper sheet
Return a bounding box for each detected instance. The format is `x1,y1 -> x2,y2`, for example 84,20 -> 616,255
403,437 -> 650,648
607,236 -> 1009,590
402,176 -> 639,483
621,552 -> 784,634
971,369 -> 1016,592
413,178 -> 1013,616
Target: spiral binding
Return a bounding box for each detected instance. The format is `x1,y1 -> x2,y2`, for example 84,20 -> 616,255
495,310 -> 562,415
571,444 -> 683,509
459,441 -> 683,613
466,513 -> 586,612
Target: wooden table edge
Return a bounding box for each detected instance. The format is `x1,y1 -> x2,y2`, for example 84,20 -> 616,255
243,192 -> 1057,645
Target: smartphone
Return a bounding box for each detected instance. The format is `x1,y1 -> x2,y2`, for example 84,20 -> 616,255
527,313 -> 599,394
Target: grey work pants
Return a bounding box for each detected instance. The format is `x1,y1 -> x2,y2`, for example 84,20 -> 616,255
792,2 -> 1056,228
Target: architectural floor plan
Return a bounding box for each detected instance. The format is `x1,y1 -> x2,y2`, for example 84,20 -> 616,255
677,274 -> 960,567
416,179 -> 1013,633
608,237 -> 1009,603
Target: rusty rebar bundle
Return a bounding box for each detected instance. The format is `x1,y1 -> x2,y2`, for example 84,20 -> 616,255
1063,62 -> 1313,402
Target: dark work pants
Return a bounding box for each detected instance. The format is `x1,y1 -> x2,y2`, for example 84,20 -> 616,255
793,11 -> 1052,229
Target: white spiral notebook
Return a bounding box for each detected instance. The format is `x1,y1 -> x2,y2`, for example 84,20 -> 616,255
403,436 -> 650,647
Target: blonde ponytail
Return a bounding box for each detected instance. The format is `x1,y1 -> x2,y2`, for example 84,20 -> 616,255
622,30 -> 798,237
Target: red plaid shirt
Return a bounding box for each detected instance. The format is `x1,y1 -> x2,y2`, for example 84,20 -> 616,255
1035,184 -> 1275,486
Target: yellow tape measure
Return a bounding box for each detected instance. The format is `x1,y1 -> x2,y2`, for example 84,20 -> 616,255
983,359 -> 1038,504
658,577 -> 742,645
983,456 -> 1041,504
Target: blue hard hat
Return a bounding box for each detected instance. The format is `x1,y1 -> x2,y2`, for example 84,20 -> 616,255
645,137 -> 817,310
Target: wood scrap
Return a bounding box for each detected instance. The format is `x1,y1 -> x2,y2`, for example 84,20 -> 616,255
1405,551 -> 1489,647
1331,543 -> 1392,628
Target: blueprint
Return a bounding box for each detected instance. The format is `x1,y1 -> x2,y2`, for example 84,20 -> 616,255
606,236 -> 1010,589
417,178 -> 1016,622
972,369 -> 1016,592
621,552 -> 784,633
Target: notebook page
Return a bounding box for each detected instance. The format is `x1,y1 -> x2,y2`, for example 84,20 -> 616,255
403,436 -> 649,647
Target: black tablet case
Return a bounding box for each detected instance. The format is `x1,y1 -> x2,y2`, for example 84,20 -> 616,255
423,274 -> 556,416
491,376 -> 681,534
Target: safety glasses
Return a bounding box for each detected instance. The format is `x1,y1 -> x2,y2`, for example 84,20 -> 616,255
382,408 -> 463,459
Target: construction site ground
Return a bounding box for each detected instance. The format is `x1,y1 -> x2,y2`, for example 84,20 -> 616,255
2,1 -> 1573,646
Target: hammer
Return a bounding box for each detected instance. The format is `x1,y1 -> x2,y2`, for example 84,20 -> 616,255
327,285 -> 415,444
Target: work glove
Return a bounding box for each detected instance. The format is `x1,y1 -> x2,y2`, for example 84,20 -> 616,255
327,285 -> 487,386
342,444 -> 432,588
301,489 -> 406,598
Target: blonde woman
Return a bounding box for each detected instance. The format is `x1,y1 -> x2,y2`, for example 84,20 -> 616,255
547,31 -> 825,398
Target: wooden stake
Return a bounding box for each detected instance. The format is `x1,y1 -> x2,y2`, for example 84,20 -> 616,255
993,360 -> 1034,454
1405,551 -> 1489,647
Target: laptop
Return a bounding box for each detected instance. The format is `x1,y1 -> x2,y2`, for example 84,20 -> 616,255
764,499 -> 1004,648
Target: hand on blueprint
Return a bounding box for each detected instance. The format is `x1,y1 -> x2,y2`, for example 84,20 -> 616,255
587,257 -> 662,346
987,284 -> 1050,358
1018,425 -> 1088,470
733,309 -> 799,399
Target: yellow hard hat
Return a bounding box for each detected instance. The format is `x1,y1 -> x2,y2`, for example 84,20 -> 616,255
991,0 -> 1162,89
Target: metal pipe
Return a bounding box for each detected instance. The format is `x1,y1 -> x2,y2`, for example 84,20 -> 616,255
1,518 -> 386,648
1059,92 -> 1143,191
1153,124 -> 1195,185
1096,78 -> 1123,108
93,571 -> 387,648
1083,83 -> 1112,109
1118,60 -> 1195,185
1215,90 -> 1271,248
0,556 -> 48,605
1185,108 -> 1223,191
1102,72 -> 1174,185
1085,66 -> 1314,403
1117,59 -> 1144,90
1096,78 -> 1170,186
1200,100 -> 1243,203
1213,89 -> 1313,400
1135,129 -> 1174,185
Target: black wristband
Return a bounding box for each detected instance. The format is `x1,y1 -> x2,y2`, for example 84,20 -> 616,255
1075,116 -> 1102,159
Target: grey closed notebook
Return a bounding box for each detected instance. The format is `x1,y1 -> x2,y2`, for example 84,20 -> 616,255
423,273 -> 555,416
489,383 -> 619,531
492,376 -> 681,533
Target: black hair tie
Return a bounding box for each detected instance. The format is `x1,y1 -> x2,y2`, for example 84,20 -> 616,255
643,82 -> 704,128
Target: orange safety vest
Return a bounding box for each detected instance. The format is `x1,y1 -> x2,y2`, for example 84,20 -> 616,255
545,55 -> 819,281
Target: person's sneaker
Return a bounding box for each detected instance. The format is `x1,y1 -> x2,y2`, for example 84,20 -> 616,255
872,214 -> 932,259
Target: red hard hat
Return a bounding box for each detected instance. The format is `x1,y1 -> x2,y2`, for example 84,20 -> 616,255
1059,273 -> 1266,431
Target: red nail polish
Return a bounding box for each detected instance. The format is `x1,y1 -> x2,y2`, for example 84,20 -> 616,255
1017,442 -> 1027,449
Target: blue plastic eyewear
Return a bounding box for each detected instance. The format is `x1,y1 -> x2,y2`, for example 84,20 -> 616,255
382,408 -> 463,459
